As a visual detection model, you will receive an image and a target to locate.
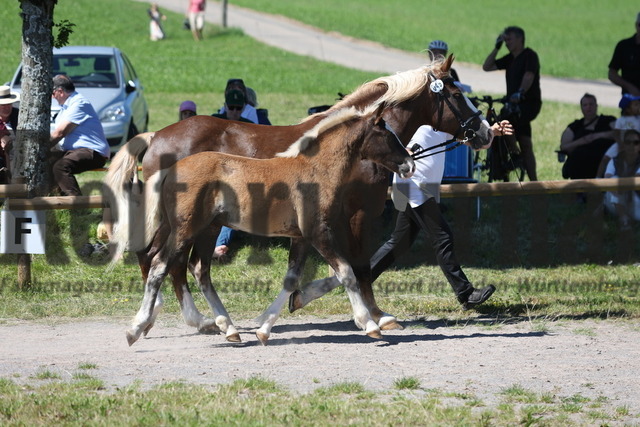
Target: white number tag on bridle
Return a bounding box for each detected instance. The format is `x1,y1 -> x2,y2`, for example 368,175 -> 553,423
430,79 -> 444,93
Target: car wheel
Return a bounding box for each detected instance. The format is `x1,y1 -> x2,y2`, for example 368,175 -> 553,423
127,121 -> 139,141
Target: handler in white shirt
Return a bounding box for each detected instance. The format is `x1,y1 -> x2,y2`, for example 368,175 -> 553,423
373,122 -> 511,309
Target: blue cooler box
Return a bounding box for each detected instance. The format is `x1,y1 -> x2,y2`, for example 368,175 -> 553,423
442,145 -> 476,183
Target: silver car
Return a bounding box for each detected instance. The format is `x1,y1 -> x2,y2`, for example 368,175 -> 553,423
9,45 -> 149,153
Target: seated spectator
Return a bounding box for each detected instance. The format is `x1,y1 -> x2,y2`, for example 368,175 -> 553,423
603,129 -> 640,229
213,90 -> 254,123
597,94 -> 640,177
246,87 -> 271,125
179,100 -> 197,121
0,85 -> 19,184
210,89 -> 256,261
218,78 -> 258,124
50,74 -> 110,196
559,93 -> 616,179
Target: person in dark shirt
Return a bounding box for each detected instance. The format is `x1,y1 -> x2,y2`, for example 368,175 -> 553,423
608,12 -> 640,96
559,93 -> 616,179
483,26 -> 541,181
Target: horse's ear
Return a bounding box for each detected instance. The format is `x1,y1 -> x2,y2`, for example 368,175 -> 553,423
443,54 -> 455,72
374,101 -> 386,125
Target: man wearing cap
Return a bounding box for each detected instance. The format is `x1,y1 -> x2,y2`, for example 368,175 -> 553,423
218,78 -> 259,124
0,85 -> 20,183
50,74 -> 110,196
608,12 -> 640,96
210,88 -> 255,261
179,100 -> 197,121
212,90 -> 254,123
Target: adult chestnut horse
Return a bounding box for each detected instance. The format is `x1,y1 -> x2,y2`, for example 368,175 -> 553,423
105,57 -> 493,338
114,106 -> 416,345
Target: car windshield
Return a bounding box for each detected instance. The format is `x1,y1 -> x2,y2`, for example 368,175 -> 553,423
53,54 -> 119,88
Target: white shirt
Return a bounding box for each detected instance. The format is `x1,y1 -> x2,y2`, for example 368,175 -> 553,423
391,125 -> 450,211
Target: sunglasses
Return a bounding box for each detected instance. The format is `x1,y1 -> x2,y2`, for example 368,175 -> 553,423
227,105 -> 243,111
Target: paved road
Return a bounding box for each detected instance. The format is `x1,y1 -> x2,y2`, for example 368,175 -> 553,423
146,0 -> 622,108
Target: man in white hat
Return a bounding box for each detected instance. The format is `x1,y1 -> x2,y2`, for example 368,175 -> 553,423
50,74 -> 109,196
0,85 -> 20,183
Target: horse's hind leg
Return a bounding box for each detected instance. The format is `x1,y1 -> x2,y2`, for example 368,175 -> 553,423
171,245 -> 222,336
190,229 -> 240,342
127,242 -> 174,346
136,242 -> 164,337
255,238 -> 309,345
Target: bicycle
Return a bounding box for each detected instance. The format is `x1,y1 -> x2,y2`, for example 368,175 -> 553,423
469,95 -> 526,183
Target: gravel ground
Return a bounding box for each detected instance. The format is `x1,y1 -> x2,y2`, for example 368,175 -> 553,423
1,315 -> 638,420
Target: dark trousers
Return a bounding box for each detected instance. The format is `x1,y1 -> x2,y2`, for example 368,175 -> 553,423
370,197 -> 473,302
52,148 -> 106,196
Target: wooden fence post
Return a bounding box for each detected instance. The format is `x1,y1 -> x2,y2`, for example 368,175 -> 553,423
13,177 -> 31,290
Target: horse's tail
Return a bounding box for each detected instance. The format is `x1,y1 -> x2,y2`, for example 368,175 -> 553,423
104,131 -> 154,196
108,167 -> 166,269
104,132 -> 153,269
142,170 -> 166,251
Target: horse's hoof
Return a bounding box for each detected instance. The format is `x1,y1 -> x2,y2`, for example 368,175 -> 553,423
226,332 -> 242,343
379,318 -> 404,331
126,330 -> 139,347
142,322 -> 154,337
288,290 -> 302,313
256,331 -> 269,346
366,329 -> 383,340
198,321 -> 222,335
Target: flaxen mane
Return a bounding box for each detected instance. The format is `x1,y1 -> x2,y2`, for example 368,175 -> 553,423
331,64 -> 437,111
277,105 -> 377,158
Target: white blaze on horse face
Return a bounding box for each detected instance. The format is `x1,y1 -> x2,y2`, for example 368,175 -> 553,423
463,94 -> 493,149
464,94 -> 486,123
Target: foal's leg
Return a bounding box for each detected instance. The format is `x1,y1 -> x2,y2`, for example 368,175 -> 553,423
313,227 -> 381,339
290,210 -> 402,330
136,238 -> 164,337
347,209 -> 402,330
254,238 -> 308,345
189,229 -> 240,342
127,229 -> 177,346
168,241 -> 222,336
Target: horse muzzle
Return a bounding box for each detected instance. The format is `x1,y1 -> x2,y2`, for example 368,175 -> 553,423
398,157 -> 415,179
467,119 -> 493,150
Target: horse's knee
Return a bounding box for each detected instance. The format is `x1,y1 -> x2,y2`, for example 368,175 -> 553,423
283,274 -> 299,292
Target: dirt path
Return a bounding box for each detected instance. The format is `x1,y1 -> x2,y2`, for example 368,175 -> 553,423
1,316 -> 638,416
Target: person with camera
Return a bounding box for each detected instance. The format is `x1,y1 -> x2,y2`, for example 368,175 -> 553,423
483,26 -> 541,181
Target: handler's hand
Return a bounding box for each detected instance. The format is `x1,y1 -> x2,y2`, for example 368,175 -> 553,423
491,120 -> 513,136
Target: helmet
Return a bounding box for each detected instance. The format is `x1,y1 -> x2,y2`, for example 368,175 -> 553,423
428,40 -> 448,52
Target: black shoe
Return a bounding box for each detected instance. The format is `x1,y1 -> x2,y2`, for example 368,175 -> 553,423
462,285 -> 496,310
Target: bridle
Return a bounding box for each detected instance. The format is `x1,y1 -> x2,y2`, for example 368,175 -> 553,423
411,72 -> 483,161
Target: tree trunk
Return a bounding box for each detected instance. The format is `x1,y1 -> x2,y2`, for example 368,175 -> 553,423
14,0 -> 57,197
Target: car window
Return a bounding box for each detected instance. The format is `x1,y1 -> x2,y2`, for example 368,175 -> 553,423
53,54 -> 119,88
121,53 -> 137,83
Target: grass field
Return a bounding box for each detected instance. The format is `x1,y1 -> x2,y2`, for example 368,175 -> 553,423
231,0 -> 637,81
0,2 -> 639,424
